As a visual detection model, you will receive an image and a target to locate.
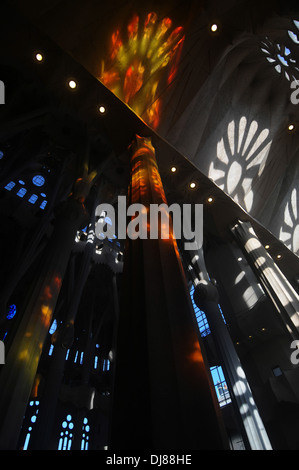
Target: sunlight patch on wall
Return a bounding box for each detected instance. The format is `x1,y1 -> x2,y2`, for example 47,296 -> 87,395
279,187 -> 299,255
99,12 -> 185,128
208,117 -> 271,212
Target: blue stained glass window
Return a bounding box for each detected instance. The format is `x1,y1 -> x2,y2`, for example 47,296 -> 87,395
6,304 -> 17,320
22,400 -> 39,450
16,187 -> 27,198
5,181 -> 15,191
58,414 -> 74,450
49,319 -> 57,334
40,200 -> 47,210
190,285 -> 210,337
210,366 -> 231,407
32,175 -> 45,187
81,417 -> 90,450
0,150 -> 4,159
28,194 -> 38,204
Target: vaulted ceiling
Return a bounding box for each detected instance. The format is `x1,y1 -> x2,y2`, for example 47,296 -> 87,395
0,0 -> 299,287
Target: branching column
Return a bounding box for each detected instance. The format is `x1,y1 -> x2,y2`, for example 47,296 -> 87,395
0,174 -> 95,450
187,245 -> 272,450
110,135 -> 228,450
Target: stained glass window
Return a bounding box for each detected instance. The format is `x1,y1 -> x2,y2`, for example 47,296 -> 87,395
210,366 -> 232,407
58,414 -> 74,450
32,175 -> 45,187
22,400 -> 40,450
4,181 -> 15,191
288,20 -> 299,44
81,418 -> 90,450
190,285 -> 210,337
261,37 -> 299,82
28,194 -> 38,204
6,304 -> 17,320
16,187 -> 27,198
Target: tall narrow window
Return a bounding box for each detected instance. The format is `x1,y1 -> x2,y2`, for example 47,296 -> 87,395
58,414 -> 74,450
6,304 -> 17,320
210,366 -> 231,407
22,400 -> 39,450
81,417 -> 90,450
190,285 -> 210,337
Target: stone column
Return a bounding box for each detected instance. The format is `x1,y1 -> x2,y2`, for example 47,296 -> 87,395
186,243 -> 272,450
110,135 -> 228,450
0,173 -> 95,450
28,192 -> 100,450
231,220 -> 299,340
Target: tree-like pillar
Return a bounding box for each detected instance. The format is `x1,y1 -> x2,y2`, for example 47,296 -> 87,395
186,245 -> 272,450
28,188 -> 101,450
231,220 -> 299,340
0,174 -> 95,450
109,135 -> 228,450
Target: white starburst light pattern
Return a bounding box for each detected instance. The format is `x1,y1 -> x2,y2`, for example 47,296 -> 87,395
279,187 -> 299,255
208,117 -> 271,212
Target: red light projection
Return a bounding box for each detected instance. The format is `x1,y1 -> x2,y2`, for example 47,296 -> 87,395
99,12 -> 185,128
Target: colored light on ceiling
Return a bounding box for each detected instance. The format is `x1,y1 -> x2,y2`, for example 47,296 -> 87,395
211,24 -> 218,32
99,12 -> 185,129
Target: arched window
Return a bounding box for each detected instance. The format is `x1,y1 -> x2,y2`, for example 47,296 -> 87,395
58,414 -> 74,450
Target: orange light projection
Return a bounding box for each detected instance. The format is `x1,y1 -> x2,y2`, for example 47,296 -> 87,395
129,135 -> 180,258
99,12 -> 185,128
